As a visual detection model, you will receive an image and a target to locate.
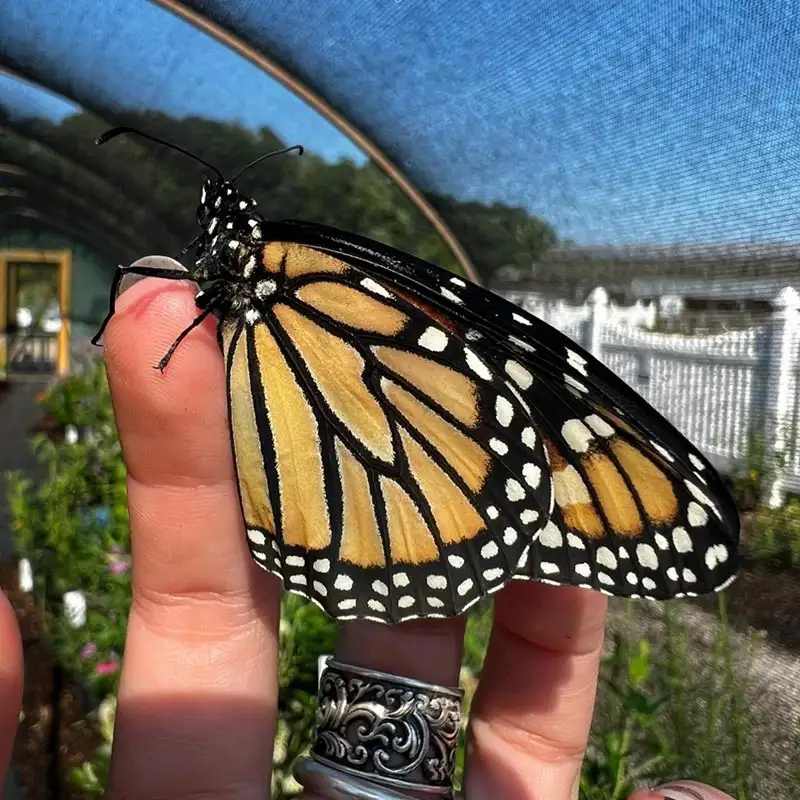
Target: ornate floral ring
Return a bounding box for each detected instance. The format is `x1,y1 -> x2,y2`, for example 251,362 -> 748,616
294,657 -> 464,797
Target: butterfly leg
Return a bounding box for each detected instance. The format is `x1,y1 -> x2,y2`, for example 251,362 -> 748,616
154,306 -> 215,372
91,264 -> 194,346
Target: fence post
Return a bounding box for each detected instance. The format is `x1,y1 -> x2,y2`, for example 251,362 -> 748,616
762,286 -> 800,508
585,286 -> 609,359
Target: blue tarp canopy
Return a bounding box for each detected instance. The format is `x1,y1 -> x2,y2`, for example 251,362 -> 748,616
2,0 -> 800,284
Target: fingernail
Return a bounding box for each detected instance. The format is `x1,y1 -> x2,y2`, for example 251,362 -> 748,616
117,256 -> 187,297
653,784 -> 708,800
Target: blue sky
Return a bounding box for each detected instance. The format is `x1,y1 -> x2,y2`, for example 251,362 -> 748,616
2,0 -> 800,247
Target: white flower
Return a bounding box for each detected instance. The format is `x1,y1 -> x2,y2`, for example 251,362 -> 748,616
18,559 -> 33,592
65,425 -> 79,445
63,590 -> 87,627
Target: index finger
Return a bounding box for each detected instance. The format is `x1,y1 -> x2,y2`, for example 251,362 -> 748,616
102,272 -> 281,800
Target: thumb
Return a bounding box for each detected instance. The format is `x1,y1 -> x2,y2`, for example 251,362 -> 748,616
0,590 -> 23,786
630,781 -> 736,800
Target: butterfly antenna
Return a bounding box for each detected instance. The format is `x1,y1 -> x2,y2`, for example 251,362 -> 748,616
231,145 -> 304,183
95,126 -> 224,179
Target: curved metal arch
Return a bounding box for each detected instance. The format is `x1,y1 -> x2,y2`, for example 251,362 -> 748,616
0,171 -> 149,254
0,131 -> 177,255
1,32 -> 479,282
0,114 -> 181,252
0,206 -> 137,266
0,195 -> 137,262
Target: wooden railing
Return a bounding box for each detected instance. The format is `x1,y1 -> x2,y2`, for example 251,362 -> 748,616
1,332 -> 59,378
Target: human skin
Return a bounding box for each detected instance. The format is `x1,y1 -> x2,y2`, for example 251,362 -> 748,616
0,276 -> 734,800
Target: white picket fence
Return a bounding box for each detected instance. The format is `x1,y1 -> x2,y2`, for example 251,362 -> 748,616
500,286 -> 800,507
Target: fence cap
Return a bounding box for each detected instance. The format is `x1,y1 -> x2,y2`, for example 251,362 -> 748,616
586,286 -> 610,305
774,286 -> 800,309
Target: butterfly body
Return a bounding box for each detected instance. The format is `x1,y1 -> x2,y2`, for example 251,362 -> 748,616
95,129 -> 741,624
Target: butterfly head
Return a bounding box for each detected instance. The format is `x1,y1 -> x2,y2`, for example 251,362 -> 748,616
192,177 -> 264,281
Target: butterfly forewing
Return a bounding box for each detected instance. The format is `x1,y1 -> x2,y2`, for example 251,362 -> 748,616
222,243 -> 551,623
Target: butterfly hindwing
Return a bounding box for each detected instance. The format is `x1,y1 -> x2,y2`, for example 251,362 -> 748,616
262,221 -> 740,603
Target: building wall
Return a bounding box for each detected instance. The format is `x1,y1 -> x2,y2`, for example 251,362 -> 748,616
0,227 -> 112,368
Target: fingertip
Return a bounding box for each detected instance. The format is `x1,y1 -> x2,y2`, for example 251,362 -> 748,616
102,276 -> 231,486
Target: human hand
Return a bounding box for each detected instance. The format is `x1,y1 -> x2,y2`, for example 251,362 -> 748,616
0,273 -> 736,800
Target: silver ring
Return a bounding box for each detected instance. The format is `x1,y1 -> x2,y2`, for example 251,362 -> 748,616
294,758 -> 465,799
302,658 -> 463,796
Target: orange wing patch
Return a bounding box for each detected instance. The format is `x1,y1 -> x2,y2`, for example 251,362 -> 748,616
262,241 -> 349,278
296,281 -> 408,335
273,303 -> 395,463
223,325 -> 276,536
379,476 -> 440,564
252,323 -> 331,550
545,427 -> 681,541
399,429 -> 485,545
335,439 -> 387,567
372,346 -> 480,428
381,378 -> 490,493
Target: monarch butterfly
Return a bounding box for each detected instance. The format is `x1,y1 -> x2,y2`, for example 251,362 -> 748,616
93,126 -> 740,625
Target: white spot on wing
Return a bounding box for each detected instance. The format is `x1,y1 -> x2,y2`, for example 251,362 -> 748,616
418,327 -> 448,352
393,572 -> 410,587
566,349 -> 588,375
505,360 -> 533,389
450,277 -> 466,287
481,542 -> 499,559
687,502 -> 708,528
503,527 -> 518,545
489,438 -> 509,455
448,554 -> 465,568
672,527 -> 693,553
567,532 -> 586,549
457,578 -> 474,596
495,396 -> 514,426
465,348 -> 492,380
689,453 -> 705,470
247,529 -> 266,545
562,419 -> 594,453
540,562 -> 559,574
522,463 -> 541,488
440,286 -> 462,304
636,544 -> 659,570
427,574 -> 448,589
520,509 -> 539,525
564,374 -> 588,393
521,428 -> 537,450
596,547 -> 617,569
505,479 -> 525,502
512,312 -> 532,326
584,414 -> 615,437
255,279 -> 277,299
574,563 -> 591,578
361,277 -> 393,298
539,522 -> 562,548
372,580 -> 389,596
313,559 -> 330,573
509,335 -> 535,353
334,574 -> 354,591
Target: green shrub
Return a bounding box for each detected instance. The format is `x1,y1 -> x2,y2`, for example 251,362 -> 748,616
7,361 -> 762,799
745,498 -> 800,569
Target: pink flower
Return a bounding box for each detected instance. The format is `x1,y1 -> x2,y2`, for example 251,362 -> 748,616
80,642 -> 98,659
109,559 -> 130,575
107,552 -> 131,574
95,659 -> 119,676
